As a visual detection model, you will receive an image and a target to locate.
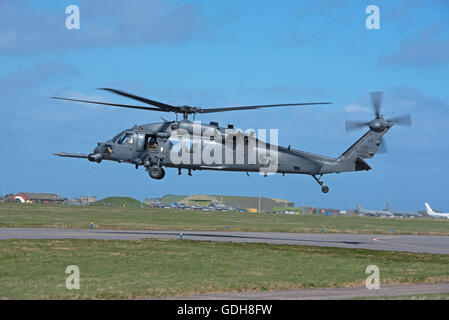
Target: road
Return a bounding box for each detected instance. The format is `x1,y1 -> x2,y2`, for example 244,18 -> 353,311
1,227 -> 449,254
162,283 -> 449,300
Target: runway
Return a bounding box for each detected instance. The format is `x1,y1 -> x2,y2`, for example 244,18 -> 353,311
1,227 -> 449,254
162,283 -> 449,300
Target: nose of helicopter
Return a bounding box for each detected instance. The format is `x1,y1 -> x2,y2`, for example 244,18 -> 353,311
93,144 -> 101,153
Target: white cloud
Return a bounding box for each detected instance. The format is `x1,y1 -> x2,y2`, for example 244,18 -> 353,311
343,103 -> 370,113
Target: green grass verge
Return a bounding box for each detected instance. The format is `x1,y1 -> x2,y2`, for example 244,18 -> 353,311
1,238 -> 449,299
1,203 -> 449,235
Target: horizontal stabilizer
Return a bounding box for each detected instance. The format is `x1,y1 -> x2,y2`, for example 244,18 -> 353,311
355,157 -> 371,171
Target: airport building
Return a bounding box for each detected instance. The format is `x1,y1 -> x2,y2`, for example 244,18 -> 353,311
80,196 -> 97,205
70,196 -> 97,205
14,192 -> 67,204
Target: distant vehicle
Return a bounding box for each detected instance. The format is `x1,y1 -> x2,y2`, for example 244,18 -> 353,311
390,211 -> 422,218
386,203 -> 422,218
356,203 -> 421,218
424,202 -> 449,219
236,206 -> 247,213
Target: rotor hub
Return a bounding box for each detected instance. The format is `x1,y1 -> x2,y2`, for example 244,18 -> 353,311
368,118 -> 387,132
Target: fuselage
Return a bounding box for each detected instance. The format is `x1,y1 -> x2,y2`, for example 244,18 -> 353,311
55,118 -> 390,193
93,120 -> 339,176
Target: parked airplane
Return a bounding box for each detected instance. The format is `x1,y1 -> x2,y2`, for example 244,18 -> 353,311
424,202 -> 449,219
386,203 -> 422,218
207,203 -> 233,211
356,203 -> 393,217
356,203 -> 421,218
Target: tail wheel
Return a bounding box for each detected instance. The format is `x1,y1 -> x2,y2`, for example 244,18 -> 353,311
312,175 -> 330,194
148,165 -> 165,180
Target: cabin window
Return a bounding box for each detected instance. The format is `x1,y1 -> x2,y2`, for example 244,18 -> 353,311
145,135 -> 158,150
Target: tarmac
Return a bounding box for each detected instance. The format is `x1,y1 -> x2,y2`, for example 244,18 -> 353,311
1,227 -> 449,254
161,282 -> 449,300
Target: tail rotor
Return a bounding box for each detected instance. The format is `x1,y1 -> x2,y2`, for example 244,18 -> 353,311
344,92 -> 411,153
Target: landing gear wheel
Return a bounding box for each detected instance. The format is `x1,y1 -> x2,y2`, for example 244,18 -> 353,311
148,165 -> 165,180
312,175 -> 330,194
156,168 -> 165,180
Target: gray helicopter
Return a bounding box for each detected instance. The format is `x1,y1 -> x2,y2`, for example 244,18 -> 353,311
53,89 -> 410,193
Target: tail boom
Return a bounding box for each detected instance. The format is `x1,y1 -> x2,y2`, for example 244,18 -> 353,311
320,127 -> 390,174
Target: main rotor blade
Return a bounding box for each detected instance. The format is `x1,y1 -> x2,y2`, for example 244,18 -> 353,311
371,91 -> 383,118
52,97 -> 170,112
387,114 -> 412,126
345,119 -> 370,131
198,102 -> 332,114
99,88 -> 179,112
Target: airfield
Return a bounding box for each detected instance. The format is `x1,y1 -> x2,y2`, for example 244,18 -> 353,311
1,201 -> 449,299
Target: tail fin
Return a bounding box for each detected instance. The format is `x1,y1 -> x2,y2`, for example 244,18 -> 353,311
425,202 -> 434,215
331,128 -> 391,173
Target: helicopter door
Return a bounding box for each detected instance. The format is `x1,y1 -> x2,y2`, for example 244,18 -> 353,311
136,133 -> 145,151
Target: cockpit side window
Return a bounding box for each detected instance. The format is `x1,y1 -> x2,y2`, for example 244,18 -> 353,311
117,133 -> 134,145
112,132 -> 124,143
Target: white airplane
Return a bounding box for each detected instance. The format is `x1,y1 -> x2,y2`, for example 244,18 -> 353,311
424,202 -> 449,219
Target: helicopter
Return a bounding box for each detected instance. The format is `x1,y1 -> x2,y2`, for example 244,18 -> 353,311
52,89 -> 410,193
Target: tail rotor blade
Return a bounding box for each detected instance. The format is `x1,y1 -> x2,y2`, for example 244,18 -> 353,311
371,91 -> 383,118
345,120 -> 370,131
388,114 -> 412,126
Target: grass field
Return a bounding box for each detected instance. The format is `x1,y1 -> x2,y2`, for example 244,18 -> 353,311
1,238 -> 449,299
1,202 -> 449,235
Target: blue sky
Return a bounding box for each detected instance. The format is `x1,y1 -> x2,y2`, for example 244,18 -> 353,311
1,0 -> 448,211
